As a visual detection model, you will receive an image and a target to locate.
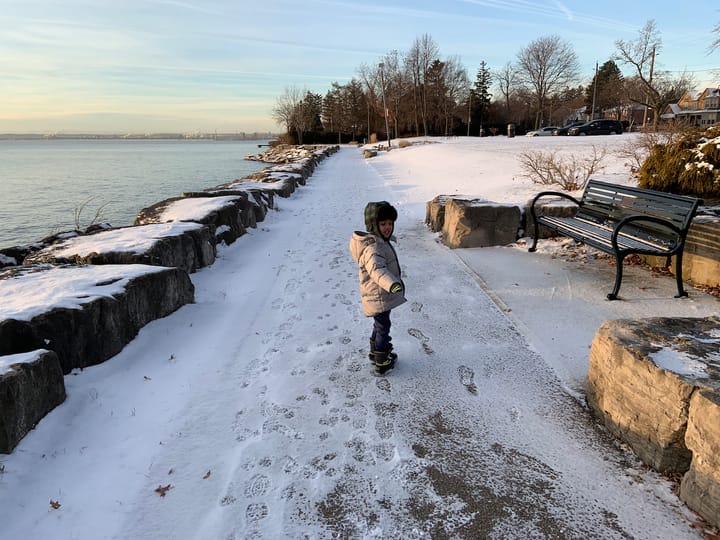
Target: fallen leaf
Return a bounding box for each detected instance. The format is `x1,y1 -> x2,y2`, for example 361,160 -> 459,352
50,500 -> 61,510
155,484 -> 173,497
203,470 -> 211,479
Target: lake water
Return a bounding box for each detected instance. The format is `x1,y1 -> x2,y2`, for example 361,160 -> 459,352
0,139 -> 269,248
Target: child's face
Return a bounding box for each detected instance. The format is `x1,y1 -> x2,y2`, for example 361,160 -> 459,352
378,219 -> 394,239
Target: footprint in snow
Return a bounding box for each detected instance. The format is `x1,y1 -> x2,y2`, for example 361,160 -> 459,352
458,365 -> 478,395
408,327 -> 434,355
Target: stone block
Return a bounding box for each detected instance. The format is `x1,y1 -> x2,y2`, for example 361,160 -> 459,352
442,198 -> 521,248
23,223 -> 215,274
425,195 -> 454,232
640,215 -> 720,290
0,350 -> 66,454
0,264 -> 195,374
586,317 -> 720,473
136,194 -> 249,246
681,388 -> 720,529
523,197 -> 579,239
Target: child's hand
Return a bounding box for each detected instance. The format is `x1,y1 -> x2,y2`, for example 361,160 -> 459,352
390,282 -> 403,294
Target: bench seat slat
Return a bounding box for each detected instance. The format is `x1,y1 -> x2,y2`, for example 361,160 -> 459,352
538,216 -> 673,253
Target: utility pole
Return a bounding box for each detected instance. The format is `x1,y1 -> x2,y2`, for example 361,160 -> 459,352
467,92 -> 472,137
642,46 -> 656,128
591,62 -> 598,120
379,62 -> 391,150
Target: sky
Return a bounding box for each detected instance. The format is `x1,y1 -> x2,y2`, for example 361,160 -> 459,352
1,0 -> 719,134
1,135 -> 719,538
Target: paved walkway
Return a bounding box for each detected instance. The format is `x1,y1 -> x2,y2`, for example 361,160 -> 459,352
2,147 -> 705,539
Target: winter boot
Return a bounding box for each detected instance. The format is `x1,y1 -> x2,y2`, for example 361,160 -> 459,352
369,339 -> 398,363
373,350 -> 395,375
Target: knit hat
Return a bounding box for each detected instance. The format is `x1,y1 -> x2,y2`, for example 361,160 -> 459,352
364,201 -> 397,235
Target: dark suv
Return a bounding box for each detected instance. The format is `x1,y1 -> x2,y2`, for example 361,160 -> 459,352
568,119 -> 624,136
552,121 -> 585,136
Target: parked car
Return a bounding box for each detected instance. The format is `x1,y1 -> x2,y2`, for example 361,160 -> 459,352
568,119 -> 624,136
525,126 -> 559,137
552,122 -> 586,136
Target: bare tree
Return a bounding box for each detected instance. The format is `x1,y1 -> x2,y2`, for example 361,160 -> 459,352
614,20 -> 693,130
494,62 -> 518,117
272,85 -> 302,136
379,50 -> 403,140
406,34 -> 440,136
516,35 -> 580,129
710,20 -> 720,52
438,55 -> 469,135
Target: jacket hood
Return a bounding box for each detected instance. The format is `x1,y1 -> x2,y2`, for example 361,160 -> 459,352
364,201 -> 397,236
349,230 -> 374,264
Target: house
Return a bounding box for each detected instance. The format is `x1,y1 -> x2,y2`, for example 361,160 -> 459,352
662,87 -> 720,126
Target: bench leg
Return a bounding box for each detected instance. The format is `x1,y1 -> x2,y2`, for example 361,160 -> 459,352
674,251 -> 688,298
607,253 -> 624,300
528,220 -> 539,252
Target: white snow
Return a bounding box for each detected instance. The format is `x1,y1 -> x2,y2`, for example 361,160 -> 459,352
0,350 -> 50,376
1,135 -> 718,539
33,222 -> 204,259
157,196 -> 242,222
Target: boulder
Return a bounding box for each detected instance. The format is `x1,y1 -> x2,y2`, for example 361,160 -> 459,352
442,198 -> 521,248
523,197 -> 579,239
23,222 -> 215,274
0,349 -> 66,454
425,195 -> 451,233
586,317 -> 720,473
681,389 -> 720,529
640,215 -> 720,290
135,194 -> 249,245
0,264 -> 195,374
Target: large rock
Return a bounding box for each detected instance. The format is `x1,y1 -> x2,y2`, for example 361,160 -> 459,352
641,215 -> 720,290
442,198 -> 521,248
0,349 -> 66,454
523,197 -> 579,239
681,389 -> 720,528
0,264 -> 195,374
586,317 -> 720,473
135,194 -> 250,245
425,194 -> 465,233
23,222 -> 215,274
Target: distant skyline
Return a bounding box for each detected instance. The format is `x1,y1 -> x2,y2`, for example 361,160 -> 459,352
1,0 -> 719,134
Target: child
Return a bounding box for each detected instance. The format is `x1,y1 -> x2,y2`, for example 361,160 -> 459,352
349,201 -> 406,374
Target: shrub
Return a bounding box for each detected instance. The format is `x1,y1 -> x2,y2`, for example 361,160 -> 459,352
638,125 -> 720,197
518,146 -> 607,191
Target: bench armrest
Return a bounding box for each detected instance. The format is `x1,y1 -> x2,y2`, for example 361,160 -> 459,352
611,215 -> 684,253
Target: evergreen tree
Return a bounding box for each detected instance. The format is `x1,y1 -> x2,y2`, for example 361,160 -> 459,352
471,61 -> 492,135
585,60 -> 624,119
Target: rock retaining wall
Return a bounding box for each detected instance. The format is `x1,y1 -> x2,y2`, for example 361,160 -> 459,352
0,350 -> 66,454
586,316 -> 720,528
0,145 -> 339,454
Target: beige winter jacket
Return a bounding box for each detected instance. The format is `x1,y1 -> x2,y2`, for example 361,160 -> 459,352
349,231 -> 406,317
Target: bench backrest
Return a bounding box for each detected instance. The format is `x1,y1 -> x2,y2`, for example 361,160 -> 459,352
577,180 -> 702,245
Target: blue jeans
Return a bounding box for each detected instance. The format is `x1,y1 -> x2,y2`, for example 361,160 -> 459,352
371,310 -> 392,352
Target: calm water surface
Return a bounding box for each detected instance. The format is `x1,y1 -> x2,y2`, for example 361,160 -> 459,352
0,139 -> 268,248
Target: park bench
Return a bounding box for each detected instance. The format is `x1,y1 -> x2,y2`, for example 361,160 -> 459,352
528,179 -> 703,300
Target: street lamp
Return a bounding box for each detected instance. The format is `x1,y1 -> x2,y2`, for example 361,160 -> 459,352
379,62 -> 391,150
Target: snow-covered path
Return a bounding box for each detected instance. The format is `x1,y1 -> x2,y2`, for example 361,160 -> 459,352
0,147 -> 702,539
